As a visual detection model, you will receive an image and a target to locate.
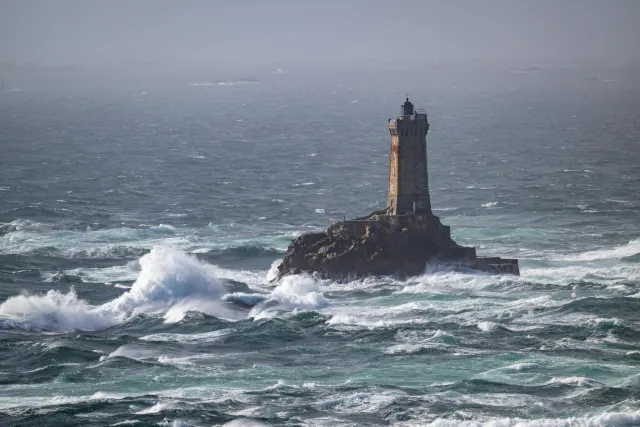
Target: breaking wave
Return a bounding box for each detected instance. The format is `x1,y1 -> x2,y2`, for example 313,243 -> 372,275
249,274 -> 330,319
0,247 -> 231,331
0,219 -> 289,259
0,246 -> 332,332
562,238 -> 640,261
0,289 -> 122,332
424,410 -> 640,427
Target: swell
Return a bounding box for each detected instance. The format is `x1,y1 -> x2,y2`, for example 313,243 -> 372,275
554,296 -> 640,318
0,219 -> 287,264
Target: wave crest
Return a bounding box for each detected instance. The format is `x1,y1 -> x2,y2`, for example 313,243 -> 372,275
249,275 -> 329,319
0,288 -> 121,332
0,247 -> 235,331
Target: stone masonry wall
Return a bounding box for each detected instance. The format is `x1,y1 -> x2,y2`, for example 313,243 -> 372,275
387,115 -> 431,214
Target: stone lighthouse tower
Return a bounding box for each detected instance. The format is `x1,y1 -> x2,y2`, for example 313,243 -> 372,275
273,96 -> 521,282
386,97 -> 431,215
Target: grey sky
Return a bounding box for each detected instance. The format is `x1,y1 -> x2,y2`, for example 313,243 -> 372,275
1,0 -> 639,68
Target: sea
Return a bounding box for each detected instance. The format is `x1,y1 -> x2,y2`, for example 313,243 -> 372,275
0,66 -> 639,426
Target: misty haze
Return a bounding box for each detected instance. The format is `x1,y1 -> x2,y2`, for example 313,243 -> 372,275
1,1 -> 640,426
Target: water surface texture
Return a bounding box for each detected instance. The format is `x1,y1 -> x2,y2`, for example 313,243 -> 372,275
1,70 -> 639,426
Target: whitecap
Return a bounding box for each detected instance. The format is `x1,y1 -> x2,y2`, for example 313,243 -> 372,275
266,260 -> 281,283
327,313 -> 429,329
315,390 -> 398,413
90,391 -> 132,401
422,411 -> 640,426
222,419 -> 268,427
146,224 -> 176,234
249,274 -> 329,319
135,401 -> 177,414
561,238 -> 640,261
547,376 -> 605,387
477,321 -> 510,332
223,292 -> 268,306
504,362 -> 539,371
0,288 -> 121,332
140,328 -> 234,344
0,246 -> 244,332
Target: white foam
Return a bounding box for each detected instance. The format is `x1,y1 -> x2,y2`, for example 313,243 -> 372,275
400,270 -> 518,293
107,345 -> 161,361
316,390 -> 399,414
157,353 -> 217,367
60,265 -> 138,283
222,420 -> 268,427
478,321 -> 509,332
562,238 -> 640,261
327,313 -> 429,329
140,328 -> 234,343
162,297 -> 243,323
249,274 -> 329,319
105,245 -> 226,310
135,401 -> 176,414
0,246 -> 241,332
146,224 -> 176,234
0,289 -> 121,332
90,391 -> 132,401
419,411 -> 640,427
547,376 -> 605,387
266,260 -> 281,282
222,292 -> 268,306
0,222 -> 192,258
481,201 -> 499,208
504,362 -> 539,371
0,219 -> 44,233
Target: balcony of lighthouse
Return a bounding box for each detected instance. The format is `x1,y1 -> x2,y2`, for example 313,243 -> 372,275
389,111 -> 428,122
387,118 -> 429,136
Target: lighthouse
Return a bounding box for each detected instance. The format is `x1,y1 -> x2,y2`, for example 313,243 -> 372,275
386,97 -> 432,215
274,96 -> 520,281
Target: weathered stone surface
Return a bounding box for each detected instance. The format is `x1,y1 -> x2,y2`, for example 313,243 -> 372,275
274,213 -> 518,282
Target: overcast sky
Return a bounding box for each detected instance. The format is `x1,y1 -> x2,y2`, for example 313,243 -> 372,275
1,0 -> 639,68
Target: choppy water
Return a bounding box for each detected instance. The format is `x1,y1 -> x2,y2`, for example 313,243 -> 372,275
0,69 -> 639,426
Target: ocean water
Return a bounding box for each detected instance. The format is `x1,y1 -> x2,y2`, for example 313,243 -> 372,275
0,68 -> 639,426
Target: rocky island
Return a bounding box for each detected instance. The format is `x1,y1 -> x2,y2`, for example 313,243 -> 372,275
274,98 -> 519,282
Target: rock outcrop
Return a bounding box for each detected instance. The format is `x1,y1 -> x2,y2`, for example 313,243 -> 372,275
274,212 -> 519,282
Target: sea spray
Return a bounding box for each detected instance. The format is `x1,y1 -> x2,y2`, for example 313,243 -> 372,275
105,246 -> 227,315
0,246 -> 337,331
249,274 -> 330,319
561,238 -> 640,261
0,288 -> 121,332
424,410 -> 640,427
0,246 -> 235,331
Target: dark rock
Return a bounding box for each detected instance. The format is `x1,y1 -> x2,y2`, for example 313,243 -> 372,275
274,212 -> 519,282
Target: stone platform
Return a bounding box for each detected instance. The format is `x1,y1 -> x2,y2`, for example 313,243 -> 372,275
274,212 -> 519,282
